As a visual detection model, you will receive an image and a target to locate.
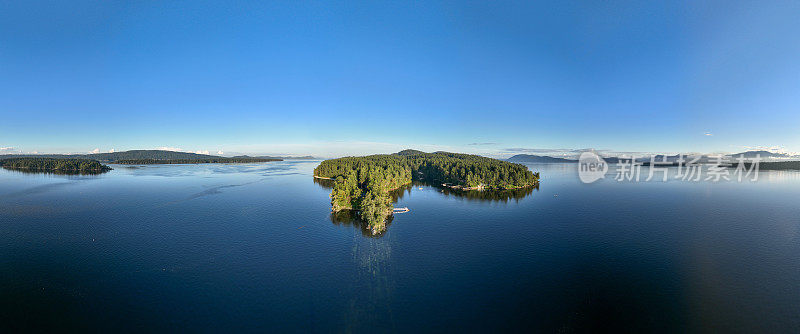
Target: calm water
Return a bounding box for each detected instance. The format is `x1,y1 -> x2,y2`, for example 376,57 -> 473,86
2,161 -> 800,332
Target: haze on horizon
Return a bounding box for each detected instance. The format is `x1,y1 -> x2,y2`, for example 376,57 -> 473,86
2,1 -> 799,157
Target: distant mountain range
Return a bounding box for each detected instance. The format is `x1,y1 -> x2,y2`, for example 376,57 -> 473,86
232,155 -> 316,160
506,150 -> 800,164
728,150 -> 795,159
507,154 -> 638,164
648,151 -> 798,162
506,154 -> 577,163
3,149 -> 795,164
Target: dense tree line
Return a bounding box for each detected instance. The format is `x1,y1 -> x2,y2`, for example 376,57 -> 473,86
0,158 -> 112,173
114,158 -> 281,164
89,150 -> 223,161
740,161 -> 800,170
314,150 -> 539,230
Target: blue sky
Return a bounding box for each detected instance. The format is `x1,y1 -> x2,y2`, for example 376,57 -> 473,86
2,1 -> 799,158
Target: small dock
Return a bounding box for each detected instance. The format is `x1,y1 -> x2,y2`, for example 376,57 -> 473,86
393,207 -> 410,214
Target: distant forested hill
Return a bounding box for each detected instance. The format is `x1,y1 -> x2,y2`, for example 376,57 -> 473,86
1,150 -> 217,161
89,150 -> 221,161
0,150 -> 280,163
507,154 -> 577,163
114,157 -> 281,164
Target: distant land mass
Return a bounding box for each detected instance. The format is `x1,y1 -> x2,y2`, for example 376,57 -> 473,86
232,155 -> 316,160
1,150 -> 220,161
642,151 -> 799,163
0,150 -> 283,164
646,151 -> 796,163
506,154 -> 669,164
728,150 -> 796,159
506,150 -> 800,165
506,154 -> 577,163
114,157 -> 281,164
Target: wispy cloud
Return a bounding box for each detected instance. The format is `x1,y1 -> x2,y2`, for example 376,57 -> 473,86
503,148 -> 572,153
467,142 -> 497,146
89,148 -> 100,154
704,132 -> 713,136
503,148 -> 611,154
153,146 -> 219,156
156,146 -> 183,152
741,145 -> 783,153
0,146 -> 20,153
738,145 -> 799,156
500,147 -> 662,159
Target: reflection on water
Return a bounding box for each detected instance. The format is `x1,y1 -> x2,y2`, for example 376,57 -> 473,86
435,182 -> 538,202
109,162 -> 304,178
312,176 -> 336,188
1,167 -> 110,176
344,231 -> 396,331
313,178 -> 538,203
762,169 -> 800,182
331,210 -> 395,238
4,162 -> 800,331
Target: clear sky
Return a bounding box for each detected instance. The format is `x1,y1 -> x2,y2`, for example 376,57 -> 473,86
2,1 -> 799,158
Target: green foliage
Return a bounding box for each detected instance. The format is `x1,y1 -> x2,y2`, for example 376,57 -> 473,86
0,158 -> 112,173
88,150 -> 222,161
314,150 -> 540,230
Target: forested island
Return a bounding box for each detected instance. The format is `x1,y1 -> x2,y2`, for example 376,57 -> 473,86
0,158 -> 112,174
314,150 -> 539,232
114,157 -> 281,164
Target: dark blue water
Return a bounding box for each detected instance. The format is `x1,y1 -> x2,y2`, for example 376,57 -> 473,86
2,161 -> 799,332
